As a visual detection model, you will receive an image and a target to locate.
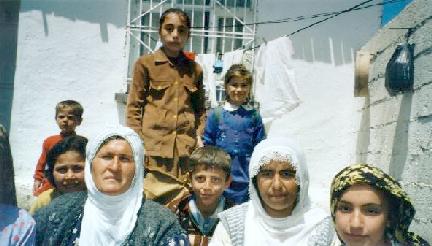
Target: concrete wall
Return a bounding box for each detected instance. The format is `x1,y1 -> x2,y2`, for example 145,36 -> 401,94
10,0 -> 129,205
357,0 -> 432,241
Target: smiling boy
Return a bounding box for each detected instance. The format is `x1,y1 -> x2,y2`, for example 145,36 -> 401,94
175,146 -> 233,246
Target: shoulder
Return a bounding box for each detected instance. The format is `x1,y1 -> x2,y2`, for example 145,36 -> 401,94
308,216 -> 336,246
43,135 -> 62,144
29,189 -> 56,214
34,191 -> 86,222
129,200 -> 188,245
139,200 -> 179,224
217,203 -> 248,227
0,204 -> 35,225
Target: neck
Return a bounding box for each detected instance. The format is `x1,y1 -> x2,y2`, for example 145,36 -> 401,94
162,47 -> 180,58
196,199 -> 219,218
61,131 -> 75,137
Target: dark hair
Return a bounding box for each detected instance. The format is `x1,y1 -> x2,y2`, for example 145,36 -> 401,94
46,135 -> 88,187
95,135 -> 127,154
55,100 -> 84,119
224,64 -> 252,86
159,8 -> 191,30
189,146 -> 231,178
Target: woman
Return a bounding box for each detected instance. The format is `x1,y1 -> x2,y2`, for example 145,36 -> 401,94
0,124 -> 36,245
210,137 -> 334,245
29,135 -> 87,214
330,163 -> 429,246
34,126 -> 188,245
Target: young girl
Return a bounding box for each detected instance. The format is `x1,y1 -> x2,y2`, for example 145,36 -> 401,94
126,8 -> 206,206
203,64 -> 265,204
330,164 -> 429,246
29,135 -> 88,214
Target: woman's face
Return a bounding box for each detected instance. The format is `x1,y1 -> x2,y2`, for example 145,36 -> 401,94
335,183 -> 389,246
256,160 -> 298,218
53,150 -> 86,193
91,139 -> 135,196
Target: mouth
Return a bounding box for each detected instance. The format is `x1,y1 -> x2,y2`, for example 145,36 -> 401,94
343,233 -> 368,240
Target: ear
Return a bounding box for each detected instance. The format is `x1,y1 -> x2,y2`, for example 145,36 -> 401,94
224,175 -> 232,189
77,117 -> 83,126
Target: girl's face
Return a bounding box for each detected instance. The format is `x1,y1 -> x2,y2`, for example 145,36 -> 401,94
53,150 -> 86,193
335,184 -> 389,246
159,13 -> 190,57
256,160 -> 297,218
91,139 -> 135,196
226,77 -> 250,106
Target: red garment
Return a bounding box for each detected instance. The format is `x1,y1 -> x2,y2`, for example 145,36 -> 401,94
33,133 -> 72,195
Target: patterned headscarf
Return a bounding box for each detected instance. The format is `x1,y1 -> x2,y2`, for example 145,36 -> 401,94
330,163 -> 429,245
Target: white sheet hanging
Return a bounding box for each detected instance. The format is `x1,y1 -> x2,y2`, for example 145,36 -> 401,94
254,36 -> 301,124
196,53 -> 217,107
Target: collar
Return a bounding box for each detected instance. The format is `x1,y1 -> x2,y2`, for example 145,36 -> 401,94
189,196 -> 225,234
223,101 -> 253,111
154,48 -> 189,66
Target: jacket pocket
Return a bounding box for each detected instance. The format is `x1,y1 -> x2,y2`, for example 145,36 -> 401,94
149,80 -> 171,90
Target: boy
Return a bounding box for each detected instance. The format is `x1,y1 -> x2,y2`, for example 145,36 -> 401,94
175,146 -> 233,246
32,100 -> 83,196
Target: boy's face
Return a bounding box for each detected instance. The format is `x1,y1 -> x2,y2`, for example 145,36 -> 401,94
191,165 -> 230,215
56,107 -> 81,135
226,77 -> 250,106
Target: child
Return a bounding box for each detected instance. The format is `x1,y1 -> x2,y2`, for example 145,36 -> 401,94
176,146 -> 233,246
29,135 -> 87,215
330,164 -> 429,246
203,64 -> 265,204
126,8 -> 206,206
32,100 -> 84,196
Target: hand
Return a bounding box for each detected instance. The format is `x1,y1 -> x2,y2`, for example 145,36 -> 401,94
196,136 -> 204,148
33,179 -> 42,193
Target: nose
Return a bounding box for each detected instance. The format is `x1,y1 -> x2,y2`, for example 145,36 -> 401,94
172,29 -> 179,39
108,156 -> 120,171
64,169 -> 75,179
271,174 -> 283,190
349,209 -> 364,229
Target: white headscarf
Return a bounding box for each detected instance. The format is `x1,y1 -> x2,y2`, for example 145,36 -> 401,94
79,126 -> 144,246
244,137 -> 329,245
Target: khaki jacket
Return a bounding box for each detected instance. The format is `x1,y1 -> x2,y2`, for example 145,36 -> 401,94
126,49 -> 205,158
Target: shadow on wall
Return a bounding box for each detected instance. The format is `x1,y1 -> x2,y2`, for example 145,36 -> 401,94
20,0 -> 127,42
0,0 -> 20,133
389,92 -> 413,180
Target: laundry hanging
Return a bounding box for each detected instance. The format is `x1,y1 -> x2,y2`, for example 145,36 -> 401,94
253,36 -> 301,124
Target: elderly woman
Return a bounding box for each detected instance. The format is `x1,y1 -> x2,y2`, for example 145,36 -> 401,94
330,163 -> 429,246
34,126 -> 188,245
210,137 -> 334,245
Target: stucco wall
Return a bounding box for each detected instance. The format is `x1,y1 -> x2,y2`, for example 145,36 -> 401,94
10,0 -> 129,206
357,0 -> 432,241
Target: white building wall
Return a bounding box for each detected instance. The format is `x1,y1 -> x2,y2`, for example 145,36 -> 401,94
11,0 -> 129,205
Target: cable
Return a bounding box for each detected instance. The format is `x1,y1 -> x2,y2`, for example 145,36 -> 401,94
190,0 -> 405,29
242,0 -> 399,51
